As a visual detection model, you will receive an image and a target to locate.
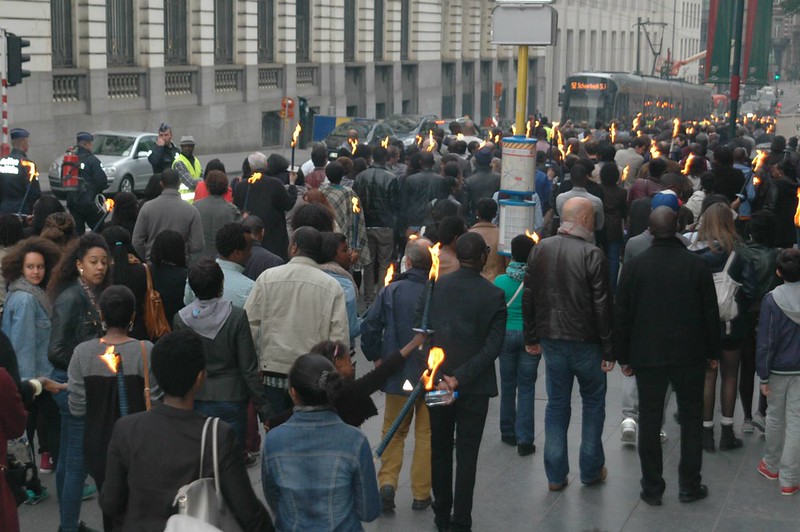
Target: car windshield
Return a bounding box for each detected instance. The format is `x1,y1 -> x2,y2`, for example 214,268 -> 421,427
93,134 -> 136,157
384,116 -> 420,134
330,122 -> 373,138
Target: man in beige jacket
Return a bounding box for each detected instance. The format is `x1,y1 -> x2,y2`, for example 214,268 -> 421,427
468,198 -> 508,282
244,226 -> 349,413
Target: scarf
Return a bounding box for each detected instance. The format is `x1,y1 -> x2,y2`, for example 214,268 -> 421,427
178,298 -> 233,340
558,221 -> 595,243
772,281 -> 800,326
9,278 -> 52,316
319,262 -> 356,285
506,261 -> 526,282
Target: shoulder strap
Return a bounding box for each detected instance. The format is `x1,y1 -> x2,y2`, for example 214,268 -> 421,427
143,262 -> 154,292
199,417 -> 213,478
140,341 -> 151,411
212,418 -> 222,498
507,282 -> 524,308
722,251 -> 736,275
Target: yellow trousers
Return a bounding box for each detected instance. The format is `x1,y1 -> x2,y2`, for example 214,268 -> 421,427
378,393 -> 432,500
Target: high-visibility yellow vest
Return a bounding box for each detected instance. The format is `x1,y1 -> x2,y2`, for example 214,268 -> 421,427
172,153 -> 202,179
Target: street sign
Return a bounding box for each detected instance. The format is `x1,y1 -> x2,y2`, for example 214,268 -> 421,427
491,5 -> 557,46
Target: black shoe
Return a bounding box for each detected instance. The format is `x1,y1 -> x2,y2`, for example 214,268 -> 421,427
719,424 -> 743,451
517,443 -> 536,456
640,491 -> 663,506
702,427 -> 715,453
412,496 -> 432,510
379,485 -> 395,512
501,435 -> 517,446
679,484 -> 709,503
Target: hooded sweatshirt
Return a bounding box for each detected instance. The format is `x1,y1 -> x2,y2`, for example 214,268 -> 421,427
756,282 -> 800,382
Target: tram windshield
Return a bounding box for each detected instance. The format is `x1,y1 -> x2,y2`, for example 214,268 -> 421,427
562,78 -> 616,125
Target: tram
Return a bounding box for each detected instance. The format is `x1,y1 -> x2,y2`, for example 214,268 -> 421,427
561,72 -> 713,125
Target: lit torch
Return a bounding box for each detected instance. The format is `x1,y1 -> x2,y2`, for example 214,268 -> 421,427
525,229 -> 540,244
672,118 -> 680,139
414,243 -> 441,334
632,112 -> 642,132
100,345 -> 129,417
351,197 -> 361,249
752,150 -> 768,173
348,138 -> 358,155
381,136 -> 390,148
426,130 -> 436,152
415,134 -> 423,146
384,263 -> 395,286
681,154 -> 696,176
795,189 -> 800,228
290,123 -> 302,169
375,345 -> 447,458
456,133 -> 464,142
526,120 -> 532,138
243,172 -> 263,213
17,160 -> 38,216
621,165 -> 631,185
510,125 -> 517,136
92,196 -> 116,232
610,123 -> 617,144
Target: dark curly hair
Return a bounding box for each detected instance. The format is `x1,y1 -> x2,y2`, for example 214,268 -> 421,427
48,232 -> 110,296
1,237 -> 62,286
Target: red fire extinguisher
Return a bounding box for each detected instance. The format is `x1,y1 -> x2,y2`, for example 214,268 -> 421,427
61,147 -> 80,190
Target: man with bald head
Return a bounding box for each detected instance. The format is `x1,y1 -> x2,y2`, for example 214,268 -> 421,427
615,206 -> 720,506
361,237 -> 434,512
523,196 -> 614,491
424,232 -> 507,532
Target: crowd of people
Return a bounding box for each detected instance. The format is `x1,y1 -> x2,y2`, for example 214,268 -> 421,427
1,113 -> 800,532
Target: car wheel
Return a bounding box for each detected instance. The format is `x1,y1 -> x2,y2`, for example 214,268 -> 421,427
118,175 -> 134,194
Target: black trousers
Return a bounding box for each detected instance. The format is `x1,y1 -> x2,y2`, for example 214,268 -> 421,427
429,394 -> 489,532
69,203 -> 103,235
636,364 -> 705,497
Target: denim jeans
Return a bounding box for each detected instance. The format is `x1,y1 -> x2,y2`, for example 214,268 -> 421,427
607,239 -> 623,293
51,369 -> 87,532
541,339 -> 607,484
499,330 -> 541,445
194,400 -> 248,446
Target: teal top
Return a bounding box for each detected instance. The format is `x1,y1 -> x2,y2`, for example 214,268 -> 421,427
494,262 -> 526,331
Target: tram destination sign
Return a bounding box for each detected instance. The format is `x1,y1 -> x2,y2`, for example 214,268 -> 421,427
491,4 -> 557,46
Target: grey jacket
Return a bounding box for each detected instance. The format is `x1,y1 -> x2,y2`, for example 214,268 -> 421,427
193,195 -> 242,260
133,189 -> 204,261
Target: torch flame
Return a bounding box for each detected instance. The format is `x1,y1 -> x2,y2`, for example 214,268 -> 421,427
348,138 -> 358,155
752,150 -> 768,173
493,134 -> 501,144
456,133 -> 464,141
384,263 -> 395,286
649,143 -> 660,161
525,229 -> 540,244
381,136 -> 390,148
415,134 -> 423,146
510,125 -> 517,136
681,154 -> 696,176
100,345 -> 119,374
428,242 -> 441,282
556,129 -> 566,160
351,197 -> 360,214
526,120 -> 532,138
795,189 -> 800,228
632,112 -> 642,132
426,130 -> 435,152
753,176 -> 761,186
248,171 -> 263,184
408,234 -> 419,241
104,198 -> 115,212
20,161 -> 38,181
767,123 -> 776,134
610,123 -> 617,144
672,118 -> 680,139
290,123 -> 302,148
422,347 -> 446,390
621,165 -> 630,183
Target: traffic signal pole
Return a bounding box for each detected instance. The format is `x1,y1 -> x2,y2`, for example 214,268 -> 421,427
0,28 -> 9,157
515,45 -> 529,134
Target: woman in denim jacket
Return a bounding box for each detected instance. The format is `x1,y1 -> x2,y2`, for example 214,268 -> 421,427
262,353 -> 381,531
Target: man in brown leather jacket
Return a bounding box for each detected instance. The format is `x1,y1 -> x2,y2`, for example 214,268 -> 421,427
522,196 -> 615,492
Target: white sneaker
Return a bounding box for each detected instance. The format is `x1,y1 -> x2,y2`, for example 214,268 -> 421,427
621,418 -> 637,444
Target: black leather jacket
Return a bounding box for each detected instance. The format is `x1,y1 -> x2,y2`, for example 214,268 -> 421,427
67,146 -> 108,208
353,165 -> 399,228
401,170 -> 446,228
522,232 -> 614,359
148,143 -> 179,176
48,282 -> 104,371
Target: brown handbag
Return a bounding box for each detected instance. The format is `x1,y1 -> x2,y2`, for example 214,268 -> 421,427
142,263 -> 171,340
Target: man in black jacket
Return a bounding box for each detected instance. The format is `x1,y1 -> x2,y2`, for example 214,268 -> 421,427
67,132 -> 108,234
523,196 -> 614,492
464,146 -> 500,220
148,123 -> 180,176
425,232 -> 507,532
354,146 -> 399,304
402,152 -> 446,230
615,206 -> 720,506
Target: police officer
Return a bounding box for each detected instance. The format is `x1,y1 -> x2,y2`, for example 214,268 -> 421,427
148,122 -> 180,176
67,132 -> 108,234
172,135 -> 201,191
0,128 -> 41,215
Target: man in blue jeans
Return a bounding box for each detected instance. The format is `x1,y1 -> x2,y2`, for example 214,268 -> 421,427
523,197 -> 615,491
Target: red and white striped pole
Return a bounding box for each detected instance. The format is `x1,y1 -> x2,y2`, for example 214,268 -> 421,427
0,28 -> 9,157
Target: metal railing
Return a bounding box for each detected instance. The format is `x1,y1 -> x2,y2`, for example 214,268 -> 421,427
52,73 -> 83,102
296,66 -> 318,87
165,69 -> 195,96
108,71 -> 143,99
258,67 -> 282,90
214,68 -> 241,92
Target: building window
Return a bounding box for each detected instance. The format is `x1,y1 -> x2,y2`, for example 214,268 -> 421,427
400,0 -> 410,60
257,0 -> 275,63
107,0 -> 135,66
214,0 -> 234,64
51,0 -> 74,68
374,0 -> 384,61
164,0 -> 188,65
297,0 -> 311,62
344,0 -> 356,61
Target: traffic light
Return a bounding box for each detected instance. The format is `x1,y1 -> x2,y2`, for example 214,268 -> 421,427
6,33 -> 31,87
774,71 -> 781,82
